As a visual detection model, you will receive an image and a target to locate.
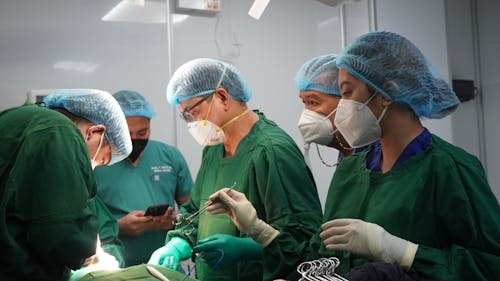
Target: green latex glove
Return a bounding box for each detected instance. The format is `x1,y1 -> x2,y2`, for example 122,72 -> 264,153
193,234 -> 263,269
147,237 -> 192,270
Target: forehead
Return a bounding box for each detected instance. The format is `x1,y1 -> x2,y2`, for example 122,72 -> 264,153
338,68 -> 361,84
126,116 -> 150,128
299,90 -> 339,101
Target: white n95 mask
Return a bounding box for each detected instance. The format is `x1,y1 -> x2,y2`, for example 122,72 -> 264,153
187,120 -> 225,146
297,108 -> 336,146
334,95 -> 388,148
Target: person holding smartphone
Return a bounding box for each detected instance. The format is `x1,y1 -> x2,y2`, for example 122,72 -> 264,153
94,90 -> 194,266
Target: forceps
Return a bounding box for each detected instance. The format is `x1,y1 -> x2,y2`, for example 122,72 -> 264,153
175,182 -> 236,236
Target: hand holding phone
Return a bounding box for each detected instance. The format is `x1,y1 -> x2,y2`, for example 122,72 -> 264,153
144,204 -> 170,217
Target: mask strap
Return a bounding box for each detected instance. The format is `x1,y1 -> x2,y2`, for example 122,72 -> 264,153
377,105 -> 389,123
315,143 -> 339,167
363,92 -> 377,106
325,107 -> 337,120
203,66 -> 228,122
220,109 -> 250,130
93,131 -> 105,162
87,128 -> 105,162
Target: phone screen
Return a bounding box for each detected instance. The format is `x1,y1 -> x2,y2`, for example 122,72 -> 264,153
144,204 -> 169,216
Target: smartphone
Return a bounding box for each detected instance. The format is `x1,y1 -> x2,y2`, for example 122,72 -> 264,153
144,203 -> 170,216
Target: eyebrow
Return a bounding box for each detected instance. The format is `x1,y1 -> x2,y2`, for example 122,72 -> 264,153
339,81 -> 352,89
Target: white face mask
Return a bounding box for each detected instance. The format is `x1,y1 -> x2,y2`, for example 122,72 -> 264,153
86,128 -> 105,170
334,94 -> 388,148
297,108 -> 337,146
187,119 -> 225,146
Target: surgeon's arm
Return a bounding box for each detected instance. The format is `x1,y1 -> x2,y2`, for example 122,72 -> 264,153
17,129 -> 98,270
252,144 -> 323,281
410,158 -> 500,281
88,196 -> 125,267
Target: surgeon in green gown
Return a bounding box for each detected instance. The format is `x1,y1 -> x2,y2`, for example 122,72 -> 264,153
0,89 -> 132,281
148,58 -> 323,281
309,31 -> 499,280
209,32 -> 500,281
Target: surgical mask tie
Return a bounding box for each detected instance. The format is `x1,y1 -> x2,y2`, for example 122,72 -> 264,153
86,128 -> 105,170
334,93 -> 388,148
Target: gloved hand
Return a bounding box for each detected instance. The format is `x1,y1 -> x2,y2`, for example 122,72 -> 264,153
70,245 -> 120,281
206,189 -> 279,247
193,234 -> 263,269
147,237 -> 192,270
320,219 -> 418,269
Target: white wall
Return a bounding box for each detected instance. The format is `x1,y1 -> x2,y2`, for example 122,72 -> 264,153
446,0 -> 500,200
1,0 -> 490,207
0,0 -> 175,146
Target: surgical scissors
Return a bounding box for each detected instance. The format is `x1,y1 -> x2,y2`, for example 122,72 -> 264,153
175,182 -> 236,236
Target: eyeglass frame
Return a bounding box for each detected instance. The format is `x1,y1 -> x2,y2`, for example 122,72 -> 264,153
178,93 -> 213,122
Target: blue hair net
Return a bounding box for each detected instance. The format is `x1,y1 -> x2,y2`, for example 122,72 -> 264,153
336,31 -> 460,118
166,58 -> 252,105
295,54 -> 340,96
43,89 -> 132,165
113,90 -> 156,119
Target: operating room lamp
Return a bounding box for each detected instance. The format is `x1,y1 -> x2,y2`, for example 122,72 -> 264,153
248,0 -> 360,20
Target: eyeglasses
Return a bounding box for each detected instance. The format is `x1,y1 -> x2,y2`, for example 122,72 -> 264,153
179,94 -> 213,122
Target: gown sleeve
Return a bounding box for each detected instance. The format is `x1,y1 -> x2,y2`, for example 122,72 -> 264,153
15,126 -> 99,270
88,196 -> 125,267
411,153 -> 500,281
248,140 -> 323,281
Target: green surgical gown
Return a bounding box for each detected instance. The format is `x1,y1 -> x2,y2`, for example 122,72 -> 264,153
94,140 -> 193,266
88,196 -> 125,267
168,111 -> 323,281
308,134 -> 500,280
0,104 -> 99,281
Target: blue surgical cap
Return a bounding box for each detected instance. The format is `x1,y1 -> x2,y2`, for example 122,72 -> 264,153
43,89 -> 132,165
336,31 -> 460,118
295,54 -> 340,96
113,90 -> 156,119
166,58 -> 252,105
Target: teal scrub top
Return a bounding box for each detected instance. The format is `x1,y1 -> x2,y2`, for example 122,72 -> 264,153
94,140 -> 193,266
0,104 -> 98,281
168,111 -> 323,281
308,134 -> 500,281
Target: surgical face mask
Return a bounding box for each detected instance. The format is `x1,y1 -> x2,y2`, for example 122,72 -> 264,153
128,139 -> 148,162
334,93 -> 388,148
187,98 -> 251,146
188,119 -> 225,146
86,128 -> 105,170
297,108 -> 337,146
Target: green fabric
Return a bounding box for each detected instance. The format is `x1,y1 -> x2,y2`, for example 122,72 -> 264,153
0,104 -> 98,281
94,140 -> 193,266
193,234 -> 263,269
308,134 -> 500,281
78,264 -> 198,281
88,196 -> 125,267
168,110 -> 323,281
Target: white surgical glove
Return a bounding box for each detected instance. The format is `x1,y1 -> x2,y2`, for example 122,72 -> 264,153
206,188 -> 279,247
320,218 -> 418,270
